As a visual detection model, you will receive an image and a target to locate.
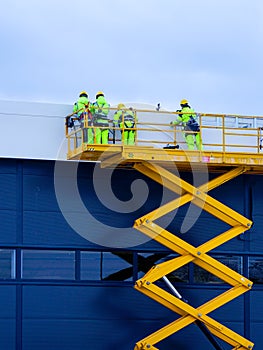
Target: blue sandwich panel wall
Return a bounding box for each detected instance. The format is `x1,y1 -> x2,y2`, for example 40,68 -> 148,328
0,286 -> 16,350
0,158 -> 262,349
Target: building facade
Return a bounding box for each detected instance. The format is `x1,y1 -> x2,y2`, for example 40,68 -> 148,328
0,157 -> 262,349
0,100 -> 262,349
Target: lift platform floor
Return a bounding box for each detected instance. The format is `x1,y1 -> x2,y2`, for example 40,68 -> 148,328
67,144 -> 263,173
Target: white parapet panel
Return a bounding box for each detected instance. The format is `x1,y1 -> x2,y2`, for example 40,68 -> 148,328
0,99 -> 72,160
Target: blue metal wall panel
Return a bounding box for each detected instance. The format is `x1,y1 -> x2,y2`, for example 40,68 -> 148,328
0,286 -> 16,317
209,174 -> 246,213
23,285 -> 247,350
250,290 -> 263,322
250,323 -> 263,349
23,285 -> 174,320
0,174 -> 17,209
0,158 -> 17,174
0,160 -> 19,245
23,319 -> 229,350
23,175 -> 60,212
249,217 -> 263,252
250,178 -> 263,252
0,286 -> 16,350
0,210 -> 17,243
250,290 -> 263,347
23,211 -> 92,247
23,159 -> 55,176
0,320 -> 16,350
22,209 -> 168,249
0,158 -> 262,349
20,159 -> 249,251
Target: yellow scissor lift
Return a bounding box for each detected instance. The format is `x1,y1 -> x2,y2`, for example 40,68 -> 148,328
66,108 -> 263,350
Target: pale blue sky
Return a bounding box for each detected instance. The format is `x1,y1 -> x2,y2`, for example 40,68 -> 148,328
1,0 -> 263,115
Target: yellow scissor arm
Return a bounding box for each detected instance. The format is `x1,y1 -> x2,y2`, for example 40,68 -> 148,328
133,163 -> 254,350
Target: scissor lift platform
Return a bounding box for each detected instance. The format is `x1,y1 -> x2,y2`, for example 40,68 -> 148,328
66,109 -> 263,349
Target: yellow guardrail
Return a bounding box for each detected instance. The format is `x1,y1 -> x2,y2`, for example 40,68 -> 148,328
65,107 -> 263,154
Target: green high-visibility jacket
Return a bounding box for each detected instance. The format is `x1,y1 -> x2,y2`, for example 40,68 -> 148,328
172,106 -> 196,126
90,96 -> 109,116
113,109 -> 137,126
73,96 -> 89,117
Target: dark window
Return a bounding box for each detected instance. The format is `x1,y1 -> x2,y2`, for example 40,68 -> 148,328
102,252 -> 133,281
0,249 -> 15,279
249,257 -> 263,284
194,256 -> 242,284
81,251 -> 134,281
138,253 -> 189,283
22,250 -> 75,280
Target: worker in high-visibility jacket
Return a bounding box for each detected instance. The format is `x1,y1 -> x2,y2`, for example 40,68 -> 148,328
72,91 -> 93,144
113,103 -> 137,145
90,91 -> 110,144
170,99 -> 202,150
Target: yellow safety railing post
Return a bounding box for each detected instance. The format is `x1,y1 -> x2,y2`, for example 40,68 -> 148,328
121,110 -> 125,144
134,110 -> 138,146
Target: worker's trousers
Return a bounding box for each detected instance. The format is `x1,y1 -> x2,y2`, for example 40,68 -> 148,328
124,130 -> 135,145
184,133 -> 202,150
95,127 -> 109,144
82,128 -> 94,144
80,120 -> 94,144
120,122 -> 135,145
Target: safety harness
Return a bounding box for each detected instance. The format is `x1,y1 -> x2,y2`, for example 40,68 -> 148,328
93,102 -> 109,127
185,115 -> 200,132
118,112 -> 135,129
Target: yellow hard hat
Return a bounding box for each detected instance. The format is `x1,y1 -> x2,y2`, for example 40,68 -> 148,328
96,91 -> 104,97
180,99 -> 188,105
79,91 -> 88,97
117,103 -> 125,110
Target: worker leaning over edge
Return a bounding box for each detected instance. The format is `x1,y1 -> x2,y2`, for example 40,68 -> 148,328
90,91 -> 110,144
113,103 -> 137,145
72,91 -> 93,144
170,99 -> 202,150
